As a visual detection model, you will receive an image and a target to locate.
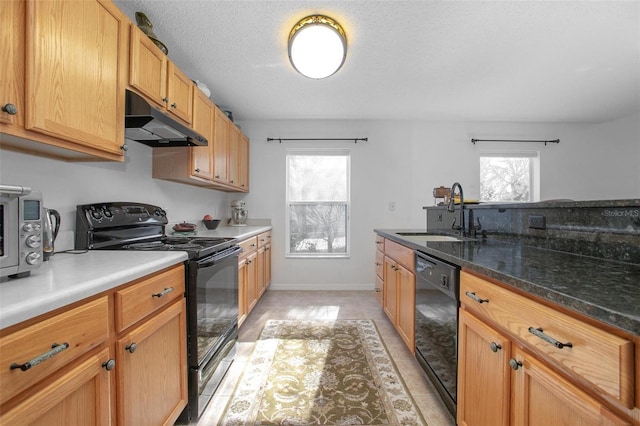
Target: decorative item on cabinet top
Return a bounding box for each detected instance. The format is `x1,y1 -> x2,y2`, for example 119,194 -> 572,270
135,12 -> 168,55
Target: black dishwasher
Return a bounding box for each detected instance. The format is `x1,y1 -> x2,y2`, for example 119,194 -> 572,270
414,250 -> 460,417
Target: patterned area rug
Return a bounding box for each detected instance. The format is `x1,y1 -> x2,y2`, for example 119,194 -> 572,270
219,319 -> 427,425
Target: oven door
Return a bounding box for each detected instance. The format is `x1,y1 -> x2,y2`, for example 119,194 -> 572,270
183,245 -> 241,421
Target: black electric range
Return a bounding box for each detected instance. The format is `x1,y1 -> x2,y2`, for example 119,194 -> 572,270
75,202 -> 241,422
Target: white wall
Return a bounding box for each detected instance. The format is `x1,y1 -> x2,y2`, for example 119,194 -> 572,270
0,142 -> 229,250
237,114 -> 640,290
2,113 -> 638,289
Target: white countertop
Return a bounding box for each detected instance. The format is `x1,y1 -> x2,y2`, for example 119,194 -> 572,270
0,224 -> 272,330
0,251 -> 188,329
190,224 -> 271,240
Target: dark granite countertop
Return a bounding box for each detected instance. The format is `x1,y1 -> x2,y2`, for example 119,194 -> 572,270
375,229 -> 640,336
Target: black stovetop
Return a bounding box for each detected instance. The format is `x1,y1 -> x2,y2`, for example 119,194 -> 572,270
119,236 -> 237,259
75,202 -> 237,259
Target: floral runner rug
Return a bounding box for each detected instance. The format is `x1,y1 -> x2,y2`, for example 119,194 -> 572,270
218,319 -> 427,425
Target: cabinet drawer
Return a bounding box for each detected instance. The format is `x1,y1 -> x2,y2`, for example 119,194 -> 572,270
0,296 -> 109,405
375,249 -> 384,279
384,239 -> 414,271
375,234 -> 385,251
460,271 -> 634,407
257,231 -> 271,248
239,236 -> 258,258
115,265 -> 185,332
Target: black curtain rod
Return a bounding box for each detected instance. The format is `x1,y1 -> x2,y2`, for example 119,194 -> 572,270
267,137 -> 368,144
471,138 -> 560,146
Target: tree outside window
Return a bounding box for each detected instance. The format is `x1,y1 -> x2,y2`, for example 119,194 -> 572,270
286,150 -> 350,257
480,152 -> 539,202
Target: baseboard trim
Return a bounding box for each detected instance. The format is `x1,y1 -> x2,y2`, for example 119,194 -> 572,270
267,283 -> 375,291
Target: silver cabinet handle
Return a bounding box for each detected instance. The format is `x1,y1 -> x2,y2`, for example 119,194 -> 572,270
509,359 -> 522,370
10,342 -> 69,371
528,327 -> 573,349
465,291 -> 489,304
152,287 -> 174,298
2,103 -> 17,115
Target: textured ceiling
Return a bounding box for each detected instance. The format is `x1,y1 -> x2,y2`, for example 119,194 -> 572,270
113,0 -> 640,123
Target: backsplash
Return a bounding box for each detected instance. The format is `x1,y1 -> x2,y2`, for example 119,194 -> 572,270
426,199 -> 640,264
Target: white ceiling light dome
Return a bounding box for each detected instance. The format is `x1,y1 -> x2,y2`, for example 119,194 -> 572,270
288,15 -> 347,79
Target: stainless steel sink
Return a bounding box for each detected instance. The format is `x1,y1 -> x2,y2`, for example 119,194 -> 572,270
395,232 -> 468,242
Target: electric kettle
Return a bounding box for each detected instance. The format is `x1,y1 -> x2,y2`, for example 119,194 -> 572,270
42,207 -> 60,261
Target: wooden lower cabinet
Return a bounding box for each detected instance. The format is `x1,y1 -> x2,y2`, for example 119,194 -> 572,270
457,309 -> 512,426
238,231 -> 272,327
0,347 -> 112,425
374,248 -> 384,305
458,270 -> 636,426
244,251 -> 258,315
380,236 -> 415,353
116,299 -> 187,426
511,346 -> 630,426
383,256 -> 398,324
0,264 -> 187,426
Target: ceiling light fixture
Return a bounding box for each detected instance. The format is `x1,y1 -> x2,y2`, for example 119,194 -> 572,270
288,15 -> 347,79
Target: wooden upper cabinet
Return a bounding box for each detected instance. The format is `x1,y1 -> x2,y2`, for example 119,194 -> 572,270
166,62 -> 193,124
0,0 -> 23,127
129,24 -> 193,125
212,106 -> 230,185
228,123 -> 240,187
1,0 -> 127,160
128,24 -> 167,108
238,132 -> 250,191
191,90 -> 214,180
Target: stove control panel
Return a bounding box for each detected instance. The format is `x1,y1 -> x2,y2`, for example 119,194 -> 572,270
76,202 -> 167,228
75,202 -> 170,250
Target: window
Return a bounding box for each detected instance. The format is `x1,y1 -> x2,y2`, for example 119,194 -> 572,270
286,150 -> 350,258
480,152 -> 539,202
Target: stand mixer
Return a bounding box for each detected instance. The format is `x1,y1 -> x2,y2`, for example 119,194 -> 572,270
230,200 -> 247,226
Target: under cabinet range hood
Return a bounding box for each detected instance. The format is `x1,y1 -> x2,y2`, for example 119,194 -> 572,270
124,90 -> 207,147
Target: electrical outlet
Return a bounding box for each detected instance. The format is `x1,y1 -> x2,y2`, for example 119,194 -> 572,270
389,201 -> 396,212
528,214 -> 546,229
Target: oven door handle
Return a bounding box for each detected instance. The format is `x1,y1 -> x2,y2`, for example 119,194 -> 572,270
197,245 -> 242,268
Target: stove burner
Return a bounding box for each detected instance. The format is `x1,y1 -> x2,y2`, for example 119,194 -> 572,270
123,241 -> 202,251
120,236 -> 237,258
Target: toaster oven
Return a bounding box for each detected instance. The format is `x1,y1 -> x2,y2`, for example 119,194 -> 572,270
0,185 -> 43,278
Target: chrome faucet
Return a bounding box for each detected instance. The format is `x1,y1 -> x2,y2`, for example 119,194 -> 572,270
447,182 -> 465,235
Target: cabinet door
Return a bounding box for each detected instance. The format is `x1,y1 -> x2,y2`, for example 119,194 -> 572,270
129,24 -> 167,107
117,299 -> 187,426
25,0 -> 125,155
245,251 -> 258,313
0,348 -> 112,425
383,256 -> 398,324
264,244 -> 271,288
0,0 -> 23,126
191,90 -> 214,180
228,124 -> 241,188
510,346 -> 630,426
396,264 -> 415,351
238,258 -> 248,327
457,309 -> 510,426
257,245 -> 266,297
212,107 -> 229,184
238,133 -> 250,191
166,61 -> 193,124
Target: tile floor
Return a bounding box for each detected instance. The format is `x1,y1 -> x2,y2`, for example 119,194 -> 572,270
193,290 -> 456,426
